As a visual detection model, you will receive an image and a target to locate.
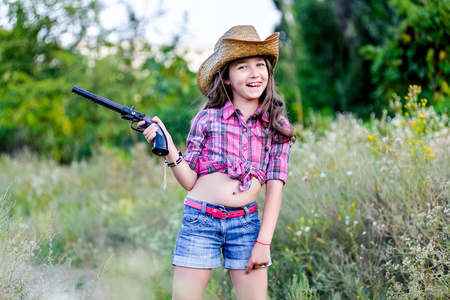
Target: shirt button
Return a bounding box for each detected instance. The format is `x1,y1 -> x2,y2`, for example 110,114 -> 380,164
243,128 -> 247,132
243,147 -> 247,151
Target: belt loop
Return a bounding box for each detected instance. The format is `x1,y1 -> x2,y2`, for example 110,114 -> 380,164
201,202 -> 207,214
243,206 -> 250,215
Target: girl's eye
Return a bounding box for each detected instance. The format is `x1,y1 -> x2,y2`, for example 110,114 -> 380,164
238,65 -> 246,69
257,63 -> 266,67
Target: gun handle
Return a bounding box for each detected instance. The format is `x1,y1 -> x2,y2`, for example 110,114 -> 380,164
152,124 -> 169,156
132,121 -> 169,156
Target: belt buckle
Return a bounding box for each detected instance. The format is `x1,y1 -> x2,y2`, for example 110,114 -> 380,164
219,207 -> 228,219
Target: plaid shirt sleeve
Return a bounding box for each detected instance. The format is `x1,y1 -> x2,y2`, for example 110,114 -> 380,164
265,116 -> 292,184
266,139 -> 290,184
183,110 -> 208,173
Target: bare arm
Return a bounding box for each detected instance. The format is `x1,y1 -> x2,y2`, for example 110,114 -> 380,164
245,179 -> 283,273
139,117 -> 198,190
258,179 -> 283,243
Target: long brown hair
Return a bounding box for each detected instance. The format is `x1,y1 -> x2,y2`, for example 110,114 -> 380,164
203,57 -> 296,144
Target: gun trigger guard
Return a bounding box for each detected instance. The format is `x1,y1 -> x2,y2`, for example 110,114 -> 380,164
131,121 -> 144,132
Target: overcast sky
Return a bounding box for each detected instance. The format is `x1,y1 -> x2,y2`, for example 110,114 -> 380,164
100,0 -> 281,50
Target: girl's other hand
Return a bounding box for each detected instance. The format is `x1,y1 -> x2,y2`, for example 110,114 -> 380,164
245,243 -> 270,274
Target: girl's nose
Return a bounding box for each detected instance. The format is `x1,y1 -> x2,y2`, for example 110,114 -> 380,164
249,67 -> 260,78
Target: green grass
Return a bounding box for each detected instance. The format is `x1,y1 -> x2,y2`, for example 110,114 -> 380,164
1,86 -> 449,299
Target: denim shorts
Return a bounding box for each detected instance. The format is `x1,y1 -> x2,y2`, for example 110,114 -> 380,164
171,197 -> 271,270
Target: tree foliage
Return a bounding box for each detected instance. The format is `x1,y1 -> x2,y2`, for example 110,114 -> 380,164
0,0 -> 200,163
273,0 -> 450,121
361,0 -> 450,112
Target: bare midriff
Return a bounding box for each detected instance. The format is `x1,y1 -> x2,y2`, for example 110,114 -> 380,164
186,172 -> 262,207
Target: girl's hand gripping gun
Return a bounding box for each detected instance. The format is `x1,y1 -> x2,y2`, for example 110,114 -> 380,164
71,86 -> 169,156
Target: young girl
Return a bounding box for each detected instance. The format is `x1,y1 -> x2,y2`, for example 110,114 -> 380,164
139,25 -> 295,299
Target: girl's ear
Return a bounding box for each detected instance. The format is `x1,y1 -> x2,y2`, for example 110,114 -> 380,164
223,78 -> 231,85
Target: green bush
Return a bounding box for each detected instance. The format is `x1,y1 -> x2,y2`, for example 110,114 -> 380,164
271,85 -> 449,298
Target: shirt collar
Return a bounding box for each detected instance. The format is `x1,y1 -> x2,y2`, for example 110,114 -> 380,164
221,99 -> 270,123
221,99 -> 235,120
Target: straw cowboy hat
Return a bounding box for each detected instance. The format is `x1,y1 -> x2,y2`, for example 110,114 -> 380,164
197,25 -> 280,96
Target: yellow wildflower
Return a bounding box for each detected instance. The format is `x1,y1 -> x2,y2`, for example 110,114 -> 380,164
316,237 -> 325,243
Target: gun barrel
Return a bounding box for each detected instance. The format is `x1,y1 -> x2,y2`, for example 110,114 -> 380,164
72,86 -> 124,114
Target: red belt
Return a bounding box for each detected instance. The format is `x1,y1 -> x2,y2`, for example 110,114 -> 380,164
184,199 -> 258,219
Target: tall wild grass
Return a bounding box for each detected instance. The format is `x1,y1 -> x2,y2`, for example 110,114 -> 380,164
0,86 -> 448,299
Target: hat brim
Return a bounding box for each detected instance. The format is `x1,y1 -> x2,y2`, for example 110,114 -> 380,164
197,32 -> 280,96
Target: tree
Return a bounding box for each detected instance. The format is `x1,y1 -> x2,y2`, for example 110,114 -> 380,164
0,0 -> 200,163
361,0 -> 450,112
0,0 -> 103,162
273,0 -> 449,120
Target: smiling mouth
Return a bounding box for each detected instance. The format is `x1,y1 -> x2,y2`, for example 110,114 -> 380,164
247,83 -> 261,88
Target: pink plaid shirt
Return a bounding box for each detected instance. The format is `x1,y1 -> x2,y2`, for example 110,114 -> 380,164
183,100 -> 291,191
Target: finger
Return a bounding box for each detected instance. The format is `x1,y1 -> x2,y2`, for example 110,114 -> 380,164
151,116 -> 168,132
143,123 -> 155,134
245,263 -> 253,274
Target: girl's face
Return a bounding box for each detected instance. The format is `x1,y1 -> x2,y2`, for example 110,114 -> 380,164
224,57 -> 268,104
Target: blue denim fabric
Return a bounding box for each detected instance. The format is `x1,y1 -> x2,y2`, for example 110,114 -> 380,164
171,197 -> 271,270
